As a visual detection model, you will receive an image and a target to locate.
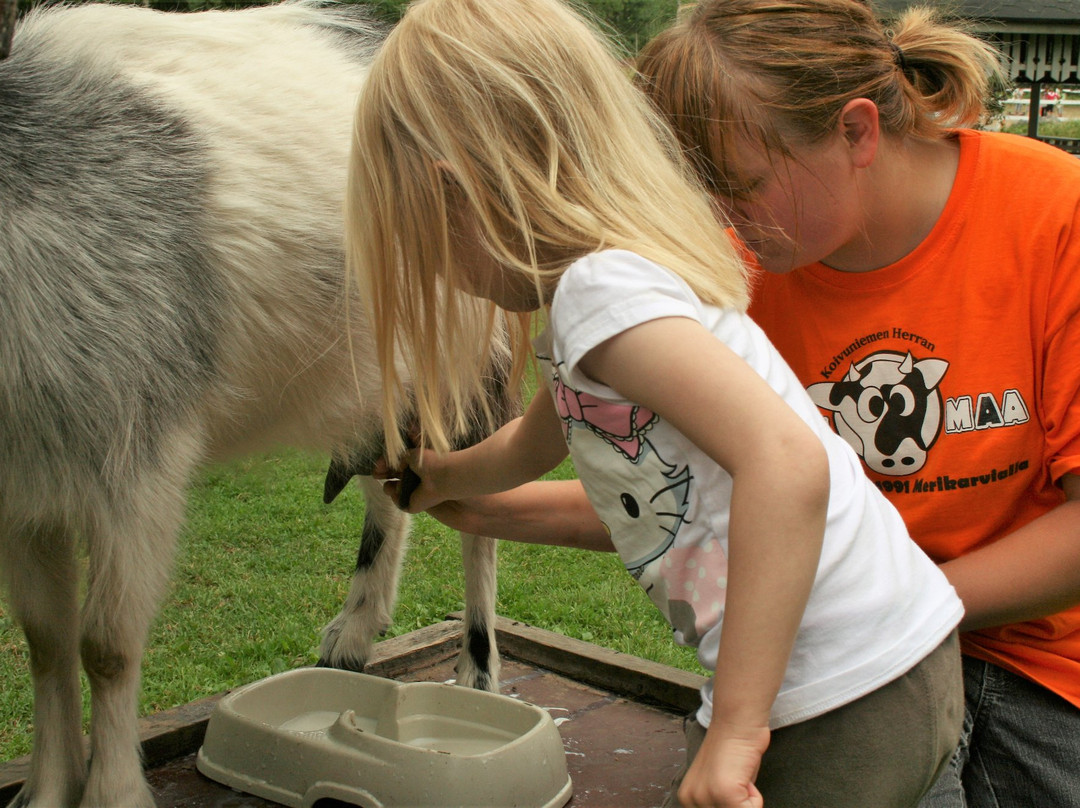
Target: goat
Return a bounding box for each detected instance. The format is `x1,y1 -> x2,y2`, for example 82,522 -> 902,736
0,3 -> 513,806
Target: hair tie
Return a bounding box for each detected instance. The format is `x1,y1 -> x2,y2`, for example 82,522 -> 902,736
889,41 -> 909,76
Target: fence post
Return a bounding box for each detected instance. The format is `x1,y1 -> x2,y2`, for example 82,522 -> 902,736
1027,79 -> 1042,139
0,0 -> 16,60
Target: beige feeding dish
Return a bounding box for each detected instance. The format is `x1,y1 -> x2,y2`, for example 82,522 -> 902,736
196,667 -> 573,808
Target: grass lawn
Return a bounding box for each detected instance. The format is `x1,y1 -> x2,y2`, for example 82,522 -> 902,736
0,448 -> 703,763
1003,118 -> 1080,139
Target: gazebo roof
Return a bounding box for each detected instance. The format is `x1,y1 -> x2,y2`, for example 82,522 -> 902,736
875,0 -> 1080,85
874,0 -> 1080,26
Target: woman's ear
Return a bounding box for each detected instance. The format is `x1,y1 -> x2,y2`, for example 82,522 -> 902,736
839,98 -> 879,169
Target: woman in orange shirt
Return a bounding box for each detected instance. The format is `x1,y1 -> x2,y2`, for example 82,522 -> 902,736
633,2 -> 1080,806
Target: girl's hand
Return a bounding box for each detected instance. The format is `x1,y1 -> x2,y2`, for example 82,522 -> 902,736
677,722 -> 769,808
373,450 -> 448,513
373,394 -> 571,515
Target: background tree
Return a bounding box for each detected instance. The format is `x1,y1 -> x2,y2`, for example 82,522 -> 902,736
584,0 -> 678,51
1,0 -> 16,58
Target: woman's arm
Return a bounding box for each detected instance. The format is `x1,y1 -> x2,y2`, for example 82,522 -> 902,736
578,315 -> 829,807
942,473 -> 1080,631
380,387 -> 570,514
425,479 -> 616,551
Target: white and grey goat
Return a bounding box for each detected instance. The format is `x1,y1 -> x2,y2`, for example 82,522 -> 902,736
0,3 -> 513,805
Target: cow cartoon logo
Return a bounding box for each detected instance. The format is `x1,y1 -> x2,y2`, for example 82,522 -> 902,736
808,351 -> 949,475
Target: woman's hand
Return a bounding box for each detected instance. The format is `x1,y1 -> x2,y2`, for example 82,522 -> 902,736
427,480 -> 616,550
677,721 -> 769,808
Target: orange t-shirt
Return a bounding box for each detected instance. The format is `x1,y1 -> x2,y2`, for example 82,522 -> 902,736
749,129 -> 1080,708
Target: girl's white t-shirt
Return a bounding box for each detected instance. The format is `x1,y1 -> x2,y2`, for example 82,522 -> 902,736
534,250 -> 962,729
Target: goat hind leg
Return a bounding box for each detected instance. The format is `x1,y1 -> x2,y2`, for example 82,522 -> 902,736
318,482 -> 499,692
319,476 -> 410,671
455,532 -> 499,692
1,524 -> 85,808
451,353 -> 513,692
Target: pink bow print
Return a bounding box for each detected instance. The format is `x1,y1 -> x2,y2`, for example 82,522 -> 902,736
553,377 -> 657,460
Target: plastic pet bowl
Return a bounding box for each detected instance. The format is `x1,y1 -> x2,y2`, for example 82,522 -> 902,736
195,667 -> 573,808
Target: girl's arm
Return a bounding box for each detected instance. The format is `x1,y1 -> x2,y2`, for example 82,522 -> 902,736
381,388 -> 569,514
578,315 -> 830,808
425,479 -> 616,551
941,473 -> 1080,631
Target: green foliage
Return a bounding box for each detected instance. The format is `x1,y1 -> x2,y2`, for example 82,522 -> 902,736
576,0 -> 678,51
1004,118 -> 1080,139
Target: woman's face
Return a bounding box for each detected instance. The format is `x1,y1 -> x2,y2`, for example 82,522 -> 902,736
715,133 -> 864,274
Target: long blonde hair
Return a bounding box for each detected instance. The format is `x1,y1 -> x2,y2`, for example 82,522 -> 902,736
636,0 -> 1006,194
347,0 -> 747,460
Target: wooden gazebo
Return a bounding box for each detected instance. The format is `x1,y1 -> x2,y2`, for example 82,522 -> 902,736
878,0 -> 1080,148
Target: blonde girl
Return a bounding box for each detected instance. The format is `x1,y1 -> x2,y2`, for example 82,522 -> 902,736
349,0 -> 963,805
636,2 -> 1080,806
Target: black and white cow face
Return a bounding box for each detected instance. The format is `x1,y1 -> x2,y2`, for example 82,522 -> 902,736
808,351 -> 949,475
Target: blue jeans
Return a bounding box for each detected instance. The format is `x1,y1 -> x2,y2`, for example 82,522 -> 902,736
919,655 -> 1080,808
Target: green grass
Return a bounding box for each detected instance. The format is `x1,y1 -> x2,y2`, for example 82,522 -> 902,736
1004,118 -> 1080,138
0,449 -> 703,763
